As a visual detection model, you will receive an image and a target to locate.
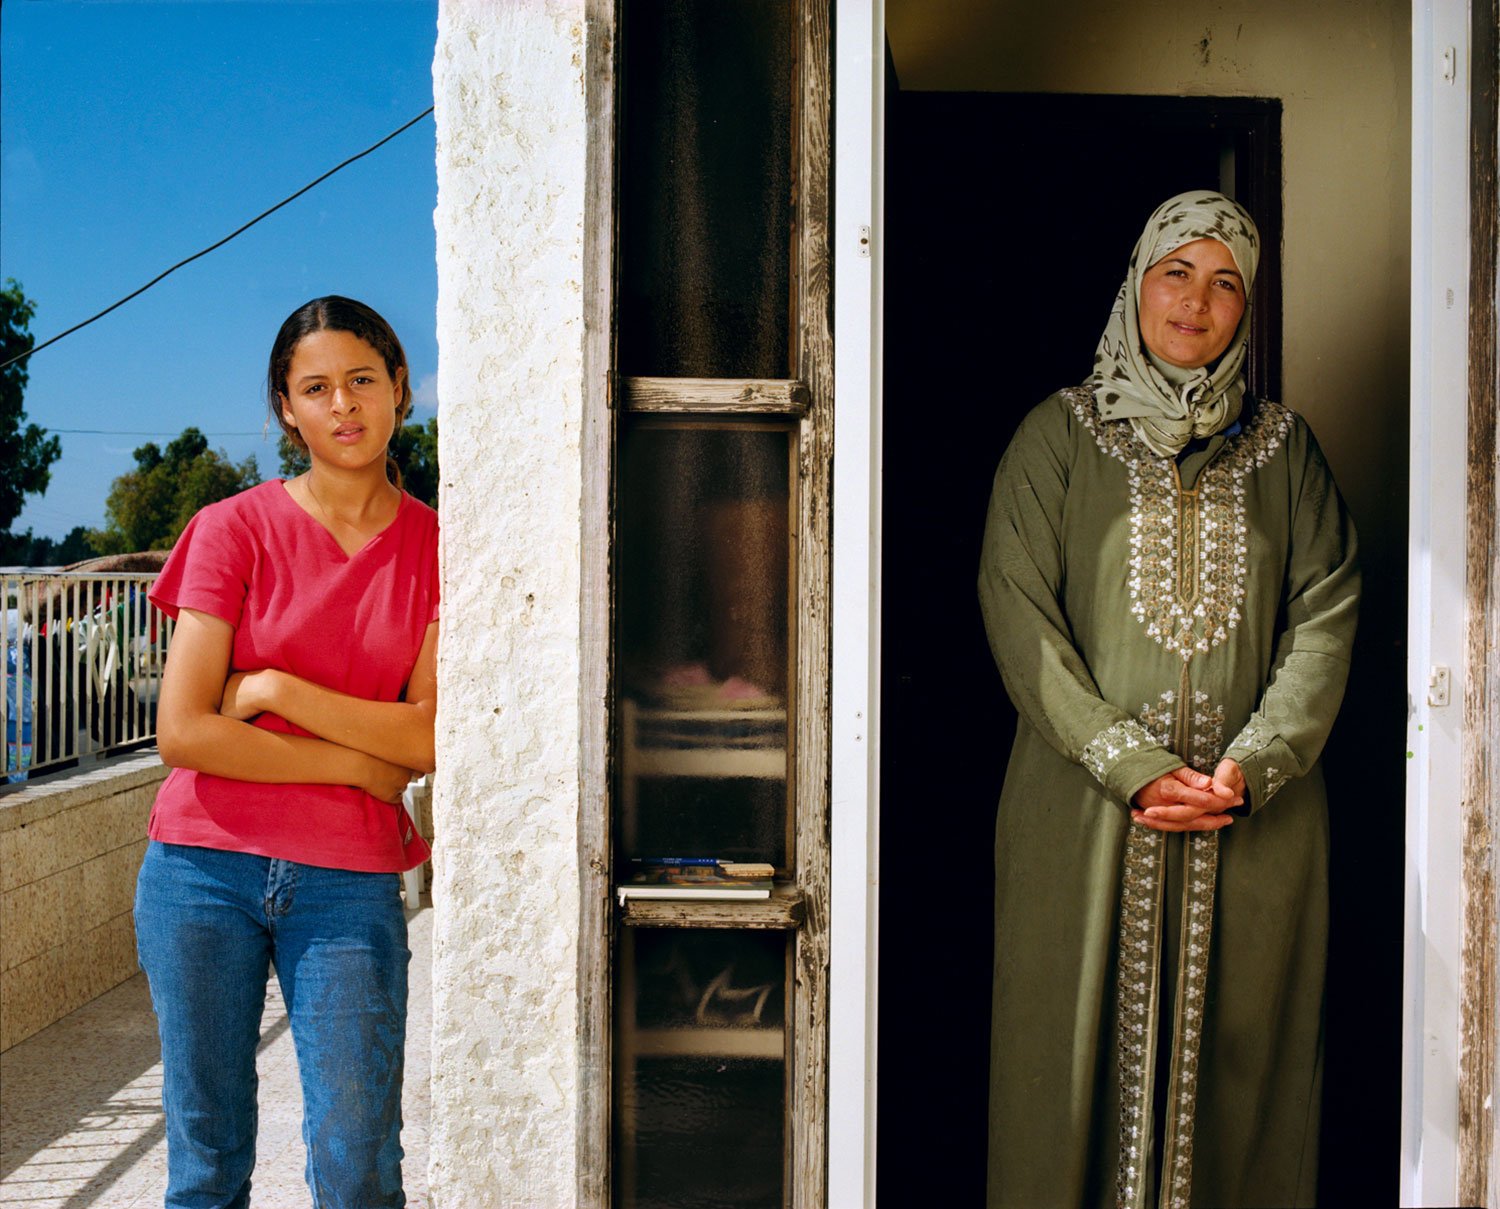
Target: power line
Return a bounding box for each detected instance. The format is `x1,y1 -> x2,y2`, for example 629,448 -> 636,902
1,106 -> 435,373
47,429 -> 264,437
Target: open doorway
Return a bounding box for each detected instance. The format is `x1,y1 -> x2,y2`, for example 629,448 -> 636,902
878,83 -> 1404,1203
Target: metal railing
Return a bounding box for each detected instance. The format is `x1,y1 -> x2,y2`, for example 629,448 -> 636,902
4,572 -> 172,785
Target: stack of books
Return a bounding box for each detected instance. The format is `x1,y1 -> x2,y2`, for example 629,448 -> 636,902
616,858 -> 776,904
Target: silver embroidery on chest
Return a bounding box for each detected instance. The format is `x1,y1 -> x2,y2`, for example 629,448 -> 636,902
1065,387 -> 1294,663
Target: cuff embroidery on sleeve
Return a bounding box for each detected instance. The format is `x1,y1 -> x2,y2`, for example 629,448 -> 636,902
1261,765 -> 1290,799
1227,718 -> 1274,755
1082,719 -> 1155,784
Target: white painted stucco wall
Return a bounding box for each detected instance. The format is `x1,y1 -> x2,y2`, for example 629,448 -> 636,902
431,1 -> 589,1202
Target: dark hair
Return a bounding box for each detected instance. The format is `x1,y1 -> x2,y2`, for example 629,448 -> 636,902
265,296 -> 413,475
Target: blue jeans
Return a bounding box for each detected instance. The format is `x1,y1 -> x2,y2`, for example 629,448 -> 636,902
135,841 -> 409,1208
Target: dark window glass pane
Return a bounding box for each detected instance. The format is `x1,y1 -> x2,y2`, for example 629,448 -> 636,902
616,420 -> 793,868
615,930 -> 787,1209
618,0 -> 794,378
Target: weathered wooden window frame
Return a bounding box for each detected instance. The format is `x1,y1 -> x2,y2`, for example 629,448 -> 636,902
1460,0 -> 1500,1199
579,2 -> 833,1204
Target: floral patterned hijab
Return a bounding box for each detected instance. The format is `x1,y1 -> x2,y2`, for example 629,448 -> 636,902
1090,190 -> 1261,458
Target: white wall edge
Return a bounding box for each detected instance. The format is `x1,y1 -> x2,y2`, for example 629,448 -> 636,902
829,1 -> 885,1204
1403,1 -> 1469,1202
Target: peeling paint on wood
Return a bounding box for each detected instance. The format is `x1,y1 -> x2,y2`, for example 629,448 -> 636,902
791,1 -> 834,1202
577,0 -> 617,1205
621,376 -> 811,415
1460,0 -> 1500,1201
619,887 -> 807,931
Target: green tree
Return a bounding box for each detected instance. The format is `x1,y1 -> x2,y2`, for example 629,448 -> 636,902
0,280 -> 62,537
391,416 -> 439,508
277,434 -> 309,479
46,526 -> 96,565
277,415 -> 439,509
91,428 -> 259,553
0,525 -> 95,566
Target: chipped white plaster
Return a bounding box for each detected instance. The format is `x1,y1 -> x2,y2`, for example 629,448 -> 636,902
432,1 -> 589,1203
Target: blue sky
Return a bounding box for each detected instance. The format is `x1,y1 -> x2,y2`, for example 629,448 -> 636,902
2,0 -> 439,540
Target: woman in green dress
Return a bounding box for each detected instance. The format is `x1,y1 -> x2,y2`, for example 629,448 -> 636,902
979,191 -> 1359,1208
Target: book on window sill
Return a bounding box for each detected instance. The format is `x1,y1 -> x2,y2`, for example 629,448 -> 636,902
616,860 -> 776,904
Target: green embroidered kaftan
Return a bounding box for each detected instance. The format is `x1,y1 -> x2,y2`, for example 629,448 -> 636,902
979,386 -> 1359,1209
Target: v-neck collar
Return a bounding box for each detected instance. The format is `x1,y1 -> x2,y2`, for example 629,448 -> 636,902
276,478 -> 406,561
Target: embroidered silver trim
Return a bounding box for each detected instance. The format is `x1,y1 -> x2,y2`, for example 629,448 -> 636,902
1081,718 -> 1154,785
1137,688 -> 1223,774
1188,691 -> 1226,775
1138,690 -> 1176,749
1160,831 -> 1220,1208
1066,387 -> 1294,662
1116,825 -> 1164,1209
1115,685 -> 1225,1207
1227,717 -> 1275,755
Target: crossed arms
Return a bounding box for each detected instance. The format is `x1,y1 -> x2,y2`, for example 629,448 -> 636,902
155,608 -> 437,803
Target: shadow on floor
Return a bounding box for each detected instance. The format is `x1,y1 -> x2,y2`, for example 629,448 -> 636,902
0,905 -> 430,1209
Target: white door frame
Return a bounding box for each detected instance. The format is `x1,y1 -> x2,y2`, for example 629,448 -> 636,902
829,5 -> 1467,1205
1404,1 -> 1470,1203
829,0 -> 885,1203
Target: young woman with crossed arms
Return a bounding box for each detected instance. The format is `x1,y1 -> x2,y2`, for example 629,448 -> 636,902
136,296 -> 437,1208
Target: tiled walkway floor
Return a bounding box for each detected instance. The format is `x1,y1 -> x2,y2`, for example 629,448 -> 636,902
0,904 -> 432,1208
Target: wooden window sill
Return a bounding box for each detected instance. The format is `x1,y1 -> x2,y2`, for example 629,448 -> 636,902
618,883 -> 806,930
619,376 -> 810,416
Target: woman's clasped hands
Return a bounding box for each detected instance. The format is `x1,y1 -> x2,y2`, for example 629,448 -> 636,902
1131,759 -> 1245,831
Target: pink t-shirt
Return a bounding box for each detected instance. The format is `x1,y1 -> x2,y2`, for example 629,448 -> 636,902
147,480 -> 438,872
